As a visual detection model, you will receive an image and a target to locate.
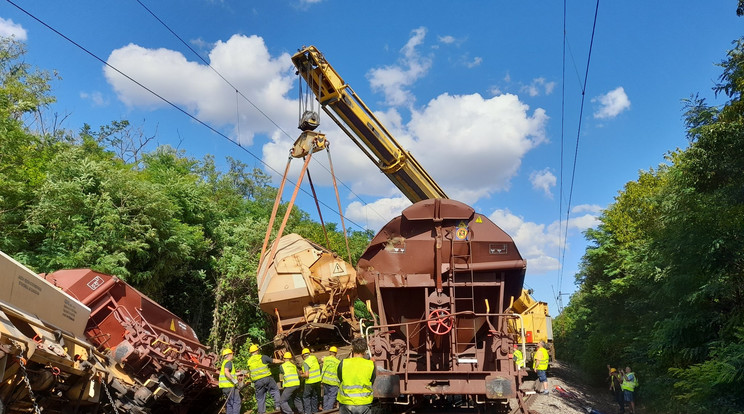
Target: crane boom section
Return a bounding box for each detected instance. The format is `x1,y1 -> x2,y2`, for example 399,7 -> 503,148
291,46 -> 448,203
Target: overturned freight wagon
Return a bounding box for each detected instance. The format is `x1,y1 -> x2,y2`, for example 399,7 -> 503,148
357,199 -> 531,412
43,269 -> 222,413
0,251 -> 106,414
256,233 -> 358,354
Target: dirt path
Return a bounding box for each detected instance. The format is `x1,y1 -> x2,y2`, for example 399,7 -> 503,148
518,361 -> 622,414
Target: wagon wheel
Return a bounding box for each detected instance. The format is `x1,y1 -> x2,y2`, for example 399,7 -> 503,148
427,309 -> 453,335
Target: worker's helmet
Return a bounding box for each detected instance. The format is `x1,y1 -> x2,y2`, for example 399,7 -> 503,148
329,346 -> 338,353
283,352 -> 292,359
301,348 -> 310,355
249,344 -> 259,353
222,348 -> 233,356
610,368 -> 617,373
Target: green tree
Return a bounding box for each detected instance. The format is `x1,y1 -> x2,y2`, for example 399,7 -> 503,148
556,37 -> 744,413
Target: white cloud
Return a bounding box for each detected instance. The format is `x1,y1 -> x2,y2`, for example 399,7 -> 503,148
438,35 -> 455,44
404,93 -> 548,203
104,34 -> 295,146
572,204 -> 603,215
569,213 -> 600,231
103,33 -> 549,211
0,17 -> 27,40
592,86 -> 630,119
489,209 -> 561,273
263,91 -> 549,222
520,77 -> 556,97
297,0 -> 324,6
367,27 -> 431,107
530,168 -> 556,198
345,196 -> 412,231
79,91 -> 108,107
190,37 -> 214,51
488,208 -> 601,274
465,56 -> 482,68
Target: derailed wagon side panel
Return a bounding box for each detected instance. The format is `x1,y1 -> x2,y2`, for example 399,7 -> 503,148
44,268 -> 221,413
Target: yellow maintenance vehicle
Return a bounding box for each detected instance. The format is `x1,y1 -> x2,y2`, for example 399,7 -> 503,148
507,289 -> 555,365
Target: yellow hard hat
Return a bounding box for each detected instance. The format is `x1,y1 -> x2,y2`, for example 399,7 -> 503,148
284,352 -> 292,359
222,348 -> 233,356
249,344 -> 259,353
610,368 -> 617,373
301,348 -> 310,355
329,346 -> 338,353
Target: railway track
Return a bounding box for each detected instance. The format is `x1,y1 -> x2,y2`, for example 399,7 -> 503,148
264,398 -> 541,414
510,391 -> 540,414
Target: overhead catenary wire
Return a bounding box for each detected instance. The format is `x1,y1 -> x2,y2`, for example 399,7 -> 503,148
133,0 -> 386,226
556,0 -> 601,312
557,0 -> 567,313
6,0 -> 369,232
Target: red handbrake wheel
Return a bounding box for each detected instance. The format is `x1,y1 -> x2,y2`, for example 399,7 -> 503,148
427,308 -> 453,335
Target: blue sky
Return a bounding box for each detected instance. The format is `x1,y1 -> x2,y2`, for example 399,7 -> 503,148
1,0 -> 741,316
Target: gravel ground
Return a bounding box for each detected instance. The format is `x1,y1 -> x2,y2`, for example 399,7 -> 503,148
517,361 -> 623,414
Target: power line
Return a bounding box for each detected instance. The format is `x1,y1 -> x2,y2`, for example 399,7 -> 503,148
557,0 -> 567,311
557,0 -> 601,308
133,0 -> 386,224
6,0 -> 370,232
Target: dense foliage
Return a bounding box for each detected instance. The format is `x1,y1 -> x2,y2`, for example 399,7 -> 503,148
555,38 -> 744,413
0,38 -> 372,357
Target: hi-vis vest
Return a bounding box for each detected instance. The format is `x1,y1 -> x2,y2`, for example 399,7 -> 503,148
321,355 -> 340,386
514,349 -> 525,369
248,354 -> 272,381
337,358 -> 374,406
533,347 -> 549,371
219,359 -> 235,388
303,355 -> 321,384
282,361 -> 300,387
621,372 -> 638,392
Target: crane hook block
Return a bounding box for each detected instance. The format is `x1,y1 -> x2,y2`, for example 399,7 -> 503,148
292,131 -> 327,158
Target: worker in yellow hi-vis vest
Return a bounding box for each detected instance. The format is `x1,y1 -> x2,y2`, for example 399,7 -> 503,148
533,341 -> 550,395
336,337 -> 376,414
621,366 -> 638,414
301,348 -> 321,414
247,344 -> 283,414
219,349 -> 241,414
279,352 -> 303,414
321,346 -> 341,410
512,344 -> 525,370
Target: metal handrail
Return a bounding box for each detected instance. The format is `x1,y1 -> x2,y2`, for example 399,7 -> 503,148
364,310 -> 526,377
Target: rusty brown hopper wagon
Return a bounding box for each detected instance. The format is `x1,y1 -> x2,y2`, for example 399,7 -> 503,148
357,199 -> 529,407
43,269 -> 221,413
256,233 -> 358,350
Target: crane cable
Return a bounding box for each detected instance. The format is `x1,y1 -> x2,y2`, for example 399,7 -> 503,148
297,69 -> 354,264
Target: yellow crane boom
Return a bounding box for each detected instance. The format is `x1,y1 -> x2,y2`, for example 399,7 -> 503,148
291,46 -> 447,203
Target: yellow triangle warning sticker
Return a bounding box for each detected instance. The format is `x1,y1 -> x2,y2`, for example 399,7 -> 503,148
476,216 -> 483,223
170,319 -> 176,331
331,262 -> 345,275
